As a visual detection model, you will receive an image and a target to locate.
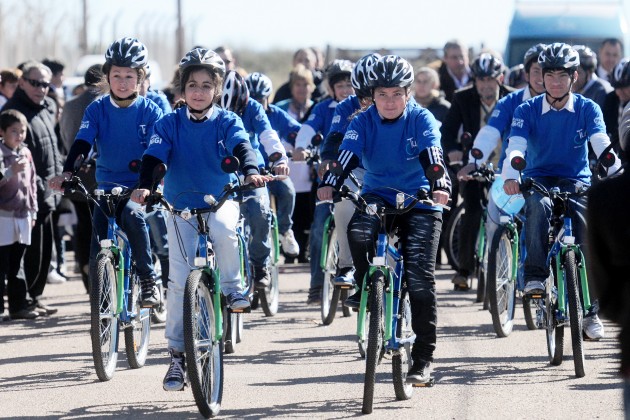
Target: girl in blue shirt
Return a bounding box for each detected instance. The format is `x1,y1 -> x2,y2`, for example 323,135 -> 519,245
50,37 -> 162,308
132,48 -> 268,392
318,55 -> 450,385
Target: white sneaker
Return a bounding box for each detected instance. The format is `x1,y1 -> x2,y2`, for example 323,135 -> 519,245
47,270 -> 67,284
279,229 -> 300,257
583,314 -> 605,340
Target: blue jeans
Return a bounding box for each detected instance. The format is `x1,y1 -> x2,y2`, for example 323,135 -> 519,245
267,177 -> 296,235
90,197 -> 156,281
524,177 -> 587,285
240,187 -> 272,268
309,201 -> 333,290
147,208 -> 169,287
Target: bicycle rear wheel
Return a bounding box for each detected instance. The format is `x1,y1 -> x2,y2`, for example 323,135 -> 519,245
124,272 -> 151,368
223,308 -> 238,355
151,282 -> 167,324
523,297 -> 537,330
487,227 -> 516,337
565,250 -> 585,377
444,204 -> 464,270
321,228 -> 340,325
362,271 -> 384,415
260,218 -> 280,316
392,292 -> 413,400
545,271 -> 564,366
184,270 -> 223,418
91,250 -> 119,381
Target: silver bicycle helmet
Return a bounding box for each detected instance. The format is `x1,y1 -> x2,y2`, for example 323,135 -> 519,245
105,37 -> 148,68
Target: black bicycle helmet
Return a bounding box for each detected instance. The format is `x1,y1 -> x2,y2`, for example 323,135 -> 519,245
471,53 -> 504,79
611,58 -> 630,89
369,55 -> 414,89
507,64 -> 527,88
105,37 -> 148,68
245,72 -> 273,101
523,43 -> 546,71
538,43 -> 580,73
351,53 -> 381,97
221,70 -> 249,115
325,59 -> 354,87
573,45 -> 597,72
179,48 -> 226,77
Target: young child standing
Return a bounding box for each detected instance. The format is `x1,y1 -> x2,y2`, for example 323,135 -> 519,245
0,109 -> 39,320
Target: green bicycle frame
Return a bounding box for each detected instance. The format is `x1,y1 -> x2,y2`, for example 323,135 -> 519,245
319,214 -> 334,270
476,211 -> 487,262
204,266 -> 223,341
112,246 -> 124,315
554,244 -> 591,316
271,213 -> 280,264
357,265 -> 394,343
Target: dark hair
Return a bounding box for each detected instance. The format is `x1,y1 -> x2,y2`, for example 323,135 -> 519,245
601,38 -> 624,51
42,58 -> 65,75
84,64 -> 104,86
179,65 -> 223,103
0,109 -> 28,131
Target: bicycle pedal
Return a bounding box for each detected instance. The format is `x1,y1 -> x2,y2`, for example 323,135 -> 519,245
411,377 -> 435,388
527,293 -> 544,299
337,285 -> 352,289
229,307 -> 251,314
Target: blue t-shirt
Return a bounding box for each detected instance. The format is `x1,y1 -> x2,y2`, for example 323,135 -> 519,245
487,89 -> 527,171
146,90 -> 173,115
240,99 -> 273,167
304,97 -> 337,137
508,93 -> 605,183
266,104 -> 301,144
339,101 -> 443,210
75,95 -> 163,189
144,106 -> 250,209
321,95 -> 362,161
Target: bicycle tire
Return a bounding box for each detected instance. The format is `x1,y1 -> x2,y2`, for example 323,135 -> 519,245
90,250 -> 119,381
321,228 -> 340,325
444,203 -> 464,271
476,263 -> 487,306
184,269 -> 223,418
358,301 -> 369,358
487,227 -> 516,337
124,272 -> 151,368
362,271 -> 384,415
151,282 -> 167,324
523,297 -> 537,330
341,288 -> 351,317
260,221 -> 280,317
223,309 -> 238,355
392,292 -> 413,400
545,270 -> 564,366
565,250 -> 585,377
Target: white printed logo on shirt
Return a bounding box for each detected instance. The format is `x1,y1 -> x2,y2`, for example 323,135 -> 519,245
79,120 -> 89,130
345,130 -> 359,141
149,134 -> 162,145
512,118 -> 524,128
332,115 -> 341,125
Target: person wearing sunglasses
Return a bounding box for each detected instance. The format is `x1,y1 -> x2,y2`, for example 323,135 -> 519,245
1,61 -> 64,316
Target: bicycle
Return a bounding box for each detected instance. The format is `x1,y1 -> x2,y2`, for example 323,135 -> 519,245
61,158 -> 154,382
331,162 -> 446,414
507,153 -> 615,377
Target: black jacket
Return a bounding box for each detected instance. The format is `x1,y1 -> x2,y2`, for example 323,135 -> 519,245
2,88 -> 62,213
603,91 -> 622,144
440,84 -> 514,162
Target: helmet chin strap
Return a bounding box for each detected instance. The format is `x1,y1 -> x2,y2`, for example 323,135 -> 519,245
544,77 -> 574,107
187,103 -> 213,115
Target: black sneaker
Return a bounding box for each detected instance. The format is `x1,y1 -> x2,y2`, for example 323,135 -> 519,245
27,300 -> 58,315
141,279 -> 160,308
254,266 -> 270,289
306,287 -> 321,305
406,360 -> 431,384
226,292 -> 250,310
343,292 -> 361,309
163,349 -> 186,391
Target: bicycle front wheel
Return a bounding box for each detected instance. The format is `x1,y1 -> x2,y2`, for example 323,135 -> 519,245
260,219 -> 280,316
392,292 -> 413,401
487,227 -> 516,337
184,270 -> 223,418
362,271 -> 384,415
90,250 -> 119,381
545,270 -> 564,366
321,227 -> 340,325
444,203 -> 464,270
151,282 -> 167,324
124,273 -> 151,368
565,250 -> 585,377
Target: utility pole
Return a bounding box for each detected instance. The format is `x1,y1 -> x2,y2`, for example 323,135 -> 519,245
176,0 -> 185,62
80,0 -> 88,55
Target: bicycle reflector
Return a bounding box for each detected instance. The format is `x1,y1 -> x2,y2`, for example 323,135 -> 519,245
425,163 -> 445,181
460,131 -> 473,148
600,151 -> 616,168
510,155 -> 527,171
329,160 -> 343,176
221,156 -> 240,173
128,159 -> 141,173
311,133 -> 323,147
268,152 -> 283,163
471,148 -> 484,161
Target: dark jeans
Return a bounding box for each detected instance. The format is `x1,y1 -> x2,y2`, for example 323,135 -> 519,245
457,179 -> 484,275
71,199 -> 93,292
291,191 -> 313,263
25,211 -> 54,300
347,194 -> 442,363
0,242 -> 28,313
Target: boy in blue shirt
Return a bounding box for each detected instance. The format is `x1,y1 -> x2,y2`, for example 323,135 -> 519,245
502,43 -> 621,340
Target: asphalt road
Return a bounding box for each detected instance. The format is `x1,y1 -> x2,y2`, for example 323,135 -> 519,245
0,264 -> 624,419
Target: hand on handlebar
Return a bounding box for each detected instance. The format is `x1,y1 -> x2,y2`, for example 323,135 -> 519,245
131,188 -> 150,204
503,179 -> 521,195
317,185 -> 334,202
317,159 -> 331,179
272,163 -> 290,176
48,172 -> 72,191
292,147 -> 308,162
448,150 -> 464,166
245,173 -> 273,187
432,190 -> 450,206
